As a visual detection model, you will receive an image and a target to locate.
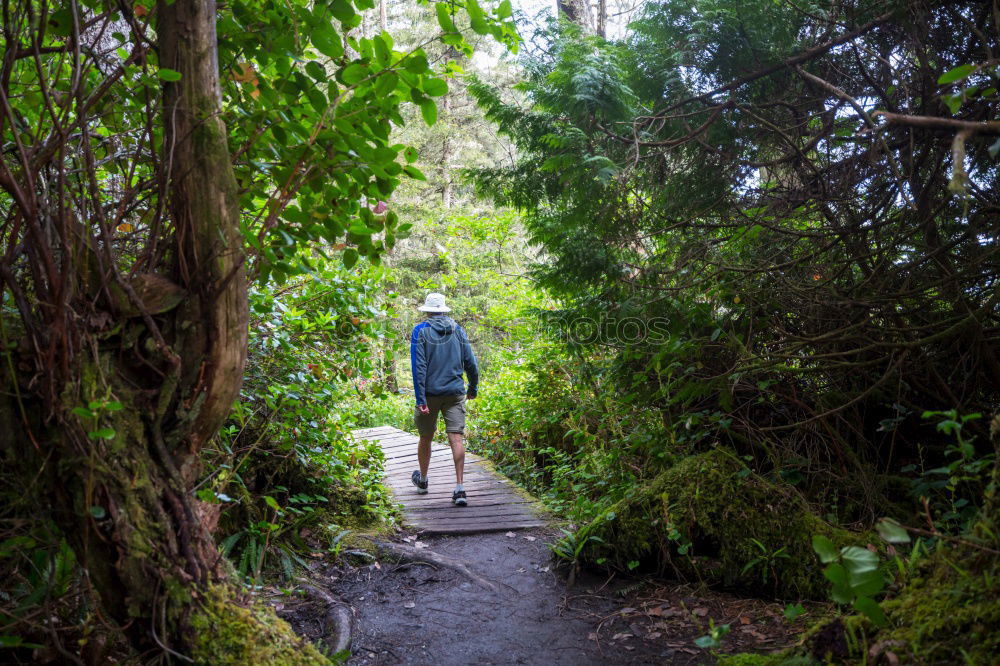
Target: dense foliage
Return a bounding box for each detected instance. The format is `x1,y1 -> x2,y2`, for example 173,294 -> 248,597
470,0 -> 998,534
1,0 -> 997,662
464,0 -> 999,658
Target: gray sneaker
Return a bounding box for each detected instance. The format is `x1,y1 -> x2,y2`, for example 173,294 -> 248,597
452,489 -> 467,506
411,470 -> 428,494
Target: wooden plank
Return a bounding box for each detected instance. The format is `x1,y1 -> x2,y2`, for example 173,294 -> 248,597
413,523 -> 547,535
353,426 -> 547,535
408,518 -> 545,532
386,486 -> 521,500
403,506 -> 538,521
352,426 -> 398,438
405,498 -> 534,511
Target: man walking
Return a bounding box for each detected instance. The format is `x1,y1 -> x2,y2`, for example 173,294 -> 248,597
410,292 -> 479,506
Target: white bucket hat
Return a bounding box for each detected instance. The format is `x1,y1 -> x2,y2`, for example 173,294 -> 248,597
417,292 -> 451,313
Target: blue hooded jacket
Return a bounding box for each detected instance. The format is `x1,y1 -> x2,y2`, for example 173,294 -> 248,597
410,315 -> 479,406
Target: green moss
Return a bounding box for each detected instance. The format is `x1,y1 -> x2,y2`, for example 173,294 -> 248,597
189,585 -> 330,665
856,544 -> 1000,664
583,448 -> 861,598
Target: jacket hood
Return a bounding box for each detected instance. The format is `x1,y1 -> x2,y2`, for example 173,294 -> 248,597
427,315 -> 457,334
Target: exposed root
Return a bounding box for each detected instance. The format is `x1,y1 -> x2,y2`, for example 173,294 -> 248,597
371,540 -> 499,593
297,582 -> 352,656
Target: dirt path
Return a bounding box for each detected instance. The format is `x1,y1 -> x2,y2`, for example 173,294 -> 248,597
338,529 -> 684,665
274,428 -> 808,663
277,527 -> 805,665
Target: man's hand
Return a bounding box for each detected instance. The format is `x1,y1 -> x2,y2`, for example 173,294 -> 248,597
418,404 -> 430,414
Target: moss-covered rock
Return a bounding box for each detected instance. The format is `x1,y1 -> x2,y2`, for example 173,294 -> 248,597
189,585 -> 330,665
582,448 -> 861,598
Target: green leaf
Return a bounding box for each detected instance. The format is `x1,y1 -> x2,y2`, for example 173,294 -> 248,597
823,562 -> 848,587
938,64 -> 976,85
403,165 -> 426,180
420,98 -> 438,126
812,534 -> 839,563
436,3 -> 457,32
422,77 -> 448,97
312,27 -> 345,59
466,0 -> 488,34
341,63 -> 370,86
263,495 -> 281,511
848,568 -> 884,598
372,34 -> 391,64
374,71 -> 399,98
404,50 -> 429,74
89,506 -> 106,519
840,546 -> 879,574
71,407 -> 95,419
46,8 -> 76,37
875,518 -> 911,544
157,68 -> 182,82
330,0 -> 356,23
830,581 -> 854,605
88,427 -> 115,440
343,248 -> 359,269
853,596 -> 888,627
306,61 -> 326,81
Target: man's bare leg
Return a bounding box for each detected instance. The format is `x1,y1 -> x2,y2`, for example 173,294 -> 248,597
418,434 -> 433,480
447,432 -> 465,485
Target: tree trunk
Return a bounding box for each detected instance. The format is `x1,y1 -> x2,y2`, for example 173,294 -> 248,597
0,1 -> 322,660
43,0 -> 248,651
557,0 -> 594,32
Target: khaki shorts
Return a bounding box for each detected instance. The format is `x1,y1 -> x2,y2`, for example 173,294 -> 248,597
415,394 -> 466,437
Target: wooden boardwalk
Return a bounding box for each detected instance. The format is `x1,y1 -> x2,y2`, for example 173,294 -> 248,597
352,426 -> 546,534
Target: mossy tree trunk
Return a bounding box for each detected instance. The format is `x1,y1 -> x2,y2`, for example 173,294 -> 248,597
60,0 -> 250,653
0,0 -> 310,659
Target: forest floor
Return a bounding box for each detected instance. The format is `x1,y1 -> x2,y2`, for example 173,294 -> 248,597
276,527 -> 815,665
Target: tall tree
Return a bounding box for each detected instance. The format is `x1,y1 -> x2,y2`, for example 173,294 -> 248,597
0,0 -> 516,658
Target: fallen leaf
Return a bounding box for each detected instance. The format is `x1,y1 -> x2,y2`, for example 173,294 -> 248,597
505,531 -> 517,538
522,535 -> 536,541
403,535 -> 417,542
611,633 -> 633,641
692,607 -> 709,617
403,602 -> 415,609
620,607 -> 637,615
539,566 -> 550,572
516,567 -> 526,573
624,646 -> 634,651
414,541 -> 428,549
648,606 -> 664,616
740,615 -> 751,625
646,631 -> 662,640
587,632 -> 599,641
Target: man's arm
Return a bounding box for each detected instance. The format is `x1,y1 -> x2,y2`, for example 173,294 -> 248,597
459,326 -> 479,398
410,323 -> 428,407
